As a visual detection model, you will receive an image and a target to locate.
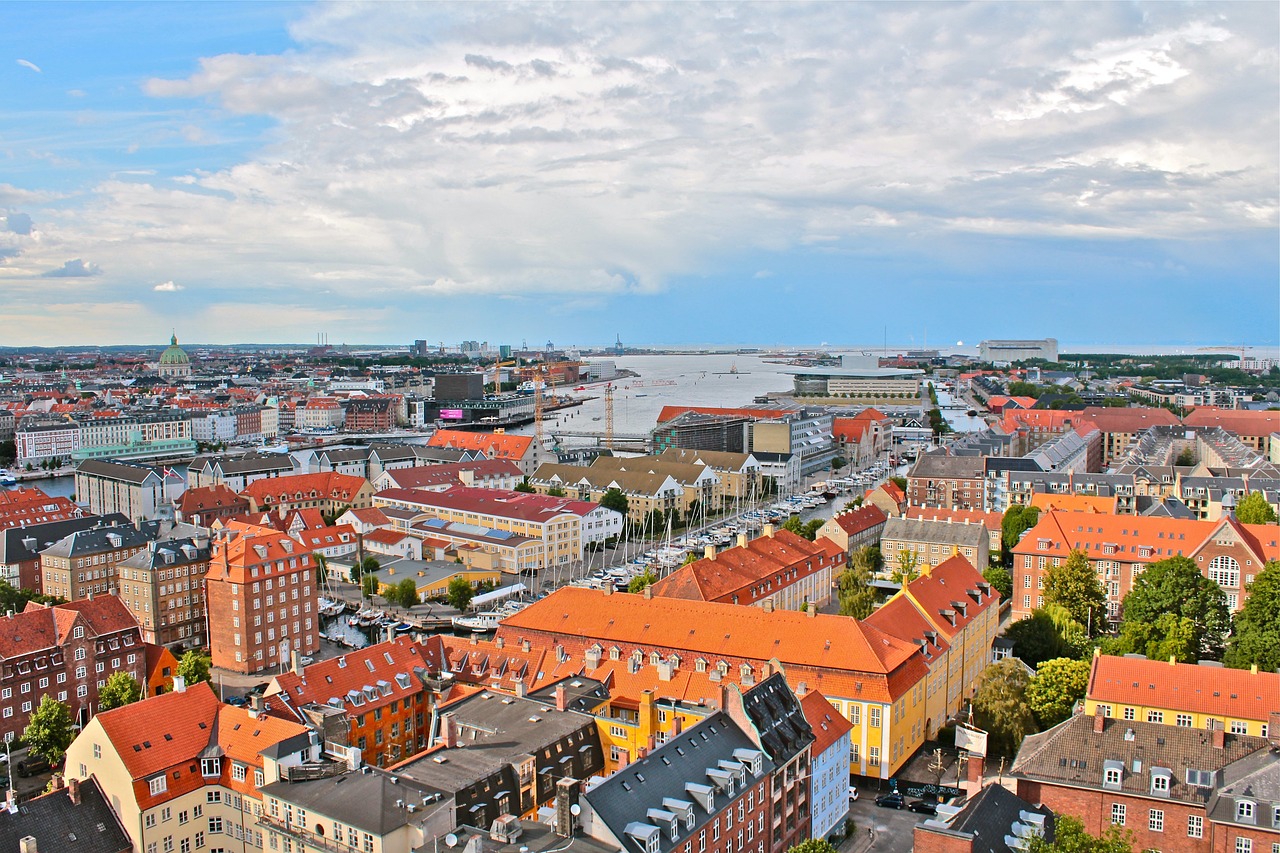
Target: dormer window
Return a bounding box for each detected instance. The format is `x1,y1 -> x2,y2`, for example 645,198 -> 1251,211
1103,762 -> 1122,789
1150,770 -> 1171,797
1236,800 -> 1255,824
201,758 -> 221,777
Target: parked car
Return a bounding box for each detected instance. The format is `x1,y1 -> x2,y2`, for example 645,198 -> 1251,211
907,799 -> 938,815
874,792 -> 905,810
16,756 -> 50,778
848,786 -> 859,801
226,695 -> 247,707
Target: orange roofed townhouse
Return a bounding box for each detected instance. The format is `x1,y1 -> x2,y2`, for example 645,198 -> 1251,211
1083,653 -> 1280,738
1010,511 -> 1280,623
264,634 -> 448,767
649,525 -> 845,610
818,504 -> 888,554
496,585 -> 932,779
865,554 -> 1001,742
426,428 -> 549,477
239,471 -> 374,516
0,595 -> 146,737
65,679 -> 314,853
206,528 -> 320,674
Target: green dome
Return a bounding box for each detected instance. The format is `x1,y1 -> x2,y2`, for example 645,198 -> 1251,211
159,334 -> 190,365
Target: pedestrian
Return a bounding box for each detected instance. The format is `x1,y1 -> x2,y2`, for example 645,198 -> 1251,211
867,827 -> 873,841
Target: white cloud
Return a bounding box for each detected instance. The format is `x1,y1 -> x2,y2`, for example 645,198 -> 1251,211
153,280 -> 184,292
16,59 -> 41,73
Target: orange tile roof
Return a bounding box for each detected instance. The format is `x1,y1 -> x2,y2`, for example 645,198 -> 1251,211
904,506 -> 1002,531
1011,511 -> 1280,565
95,681 -> 223,782
176,484 -> 247,514
269,635 -> 444,715
999,409 -> 1083,433
864,594 -> 951,659
650,529 -> 842,603
799,690 -> 853,756
240,472 -> 368,503
1077,406 -> 1180,434
1087,654 -> 1280,723
426,429 -> 534,459
1183,407 -> 1280,438
899,554 -> 1000,641
829,505 -> 889,536
207,529 -> 313,583
1028,493 -> 1117,514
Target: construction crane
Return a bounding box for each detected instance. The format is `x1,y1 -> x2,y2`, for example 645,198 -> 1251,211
533,367 -> 546,449
490,358 -> 518,392
604,383 -> 614,451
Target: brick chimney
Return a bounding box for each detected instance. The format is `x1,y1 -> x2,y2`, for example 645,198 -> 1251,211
966,753 -> 985,786
442,713 -> 459,749
521,639 -> 531,653
554,684 -> 569,712
495,636 -> 504,650
806,605 -> 817,618
1269,711 -> 1280,749
1093,707 -> 1106,734
67,776 -> 80,806
1211,719 -> 1226,749
705,545 -> 716,561
673,715 -> 683,736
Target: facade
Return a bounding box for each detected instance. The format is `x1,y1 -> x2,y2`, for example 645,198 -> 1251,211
1010,511 -> 1280,622
65,680 -> 314,853
907,455 -> 987,511
497,586 -> 932,779
0,485 -> 84,532
205,528 -> 320,674
1183,408 -> 1280,457
816,505 -> 888,554
1083,654 -> 1280,738
831,409 -> 892,470
1076,407 -> 1182,467
978,338 -> 1058,363
240,471 -> 374,515
0,595 -> 146,737
75,459 -> 178,523
880,516 -> 990,574
371,458 -> 524,493
40,519 -> 162,601
649,527 -> 845,610
189,451 -> 297,492
650,411 -> 753,454
15,418 -> 80,465
175,484 -> 250,526
116,536 -> 212,649
799,691 -> 852,841
0,511 -> 111,592
904,507 -> 1003,554
657,448 -> 765,509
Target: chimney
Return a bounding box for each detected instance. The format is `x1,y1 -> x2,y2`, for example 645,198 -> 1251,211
442,713 -> 459,749
18,837 -> 36,853
1269,711 -> 1280,749
1211,719 -> 1226,749
966,753 -> 985,786
673,715 -> 683,735
1093,707 -> 1106,734
643,586 -> 652,600
291,650 -> 302,674
250,693 -> 264,713
763,523 -> 775,538
555,684 -> 569,712
554,777 -> 579,838
736,533 -> 748,548
495,636 -> 504,650
521,639 -> 531,653
603,580 -> 614,595
470,632 -> 478,646
67,777 -> 80,806
806,605 -> 817,618
761,599 -> 774,613
704,545 -> 716,562
515,680 -> 528,699
173,675 -> 186,693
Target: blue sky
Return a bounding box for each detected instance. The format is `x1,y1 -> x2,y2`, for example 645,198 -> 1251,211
1,2 -> 1276,348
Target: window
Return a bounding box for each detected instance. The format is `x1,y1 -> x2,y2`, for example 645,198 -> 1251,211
1104,767 -> 1121,787
1148,810 -> 1163,832
1152,773 -> 1170,795
1146,710 -> 1163,724
201,758 -> 221,777
1230,720 -> 1248,735
1209,555 -> 1240,588
1176,714 -> 1193,728
1236,839 -> 1252,853
232,763 -> 247,782
209,816 -> 223,834
146,813 -> 158,829
1123,707 -> 1135,721
868,747 -> 880,767
1237,801 -> 1255,823
1187,815 -> 1203,838
1111,803 -> 1125,826
149,775 -> 167,795
869,707 -> 881,727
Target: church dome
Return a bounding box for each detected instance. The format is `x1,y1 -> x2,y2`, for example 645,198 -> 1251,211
159,334 -> 190,366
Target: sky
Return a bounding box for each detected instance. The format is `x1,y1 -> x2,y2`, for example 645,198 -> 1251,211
1,1 -> 1277,349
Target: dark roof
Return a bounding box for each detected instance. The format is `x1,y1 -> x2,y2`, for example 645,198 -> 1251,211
41,520 -> 161,558
1011,715 -> 1270,806
908,454 -> 986,480
0,775 -> 131,853
74,458 -> 161,484
0,513 -> 130,564
530,675 -> 611,713
736,673 -> 814,764
261,765 -> 440,835
918,783 -> 1054,853
117,537 -> 211,571
431,820 -> 621,853
583,711 -> 773,853
1206,748 -> 1280,828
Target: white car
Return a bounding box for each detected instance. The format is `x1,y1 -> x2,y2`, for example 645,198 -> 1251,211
848,786 -> 859,801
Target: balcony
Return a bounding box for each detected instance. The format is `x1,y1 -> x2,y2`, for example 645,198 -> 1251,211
258,815 -> 348,853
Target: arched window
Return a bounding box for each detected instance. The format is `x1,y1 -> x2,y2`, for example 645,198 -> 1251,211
1208,555 -> 1240,588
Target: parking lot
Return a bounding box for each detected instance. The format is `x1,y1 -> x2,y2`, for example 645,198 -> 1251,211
847,786 -> 936,851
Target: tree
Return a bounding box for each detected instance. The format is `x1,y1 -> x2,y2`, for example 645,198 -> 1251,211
831,457 -> 847,472
98,671 -> 142,711
1003,610 -> 1067,668
392,578 -> 420,608
1026,657 -> 1090,728
514,479 -> 536,493
361,574 -> 381,598
983,565 -> 1013,601
600,488 -> 629,516
1001,505 -> 1041,554
1044,549 -> 1105,634
1027,815 -> 1134,853
787,840 -> 837,853
447,576 -> 475,611
971,659 -> 1038,757
1175,447 -> 1196,467
852,545 -> 884,573
547,486 -> 567,498
1236,491 -> 1278,525
800,518 -> 825,541
891,548 -> 920,585
627,569 -> 658,593
1120,555 -> 1230,660
23,695 -> 74,766
177,650 -> 212,686
889,476 -> 907,492
782,516 -> 805,537
1224,560 -> 1280,672
836,558 -> 876,619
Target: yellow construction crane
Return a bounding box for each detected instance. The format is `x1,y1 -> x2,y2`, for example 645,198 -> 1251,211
533,367 -> 546,448
490,358 -> 518,391
604,383 -> 614,451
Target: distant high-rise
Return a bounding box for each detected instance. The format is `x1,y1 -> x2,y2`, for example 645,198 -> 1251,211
979,338 -> 1058,363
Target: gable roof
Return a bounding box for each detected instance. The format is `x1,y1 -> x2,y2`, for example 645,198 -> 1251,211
799,690 -> 853,757
1087,654 -> 1280,723
426,429 -> 535,459
1183,407 -> 1280,438
0,775 -> 131,853
827,505 -> 889,536
649,529 -> 842,603
95,681 -> 224,781
240,471 -> 369,503
267,635 -> 444,718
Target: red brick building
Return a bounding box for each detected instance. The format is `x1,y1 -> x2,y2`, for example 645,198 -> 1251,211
205,528 -> 320,674
343,396 -> 398,432
0,595 -> 145,737
174,484 -> 249,526
906,455 -> 986,510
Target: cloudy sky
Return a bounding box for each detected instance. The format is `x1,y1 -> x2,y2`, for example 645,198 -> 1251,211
1,2 -> 1276,349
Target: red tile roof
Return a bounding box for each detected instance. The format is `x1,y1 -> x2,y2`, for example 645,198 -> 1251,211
898,554 -> 1000,640
379,460 -> 523,490
799,690 -> 853,756
1182,407 -> 1280,438
95,681 -> 223,781
375,486 -> 585,524
828,505 -> 889,537
1077,406 -> 1180,434
240,472 -> 368,504
1087,654 -> 1280,723
268,636 -> 444,717
426,429 -> 535,459
656,405 -> 795,424
1012,511 -> 1280,565
176,484 -> 247,515
650,529 -> 843,604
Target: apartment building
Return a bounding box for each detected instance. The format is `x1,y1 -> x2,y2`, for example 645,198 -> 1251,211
206,528 -> 320,674
240,471 -> 375,515
801,691 -> 852,841
371,458 -> 524,492
75,459 -> 180,523
426,428 -> 548,476
0,512 -> 117,592
40,520 -> 162,601
116,536 -> 212,649
831,409 -> 892,469
907,455 -> 987,511
1083,654 -> 1280,738
903,507 -> 1003,554
880,516 -> 990,574
1076,407 -> 1181,467
188,451 -> 296,492
65,680 -> 313,853
1009,511 -> 1280,622
649,527 -> 845,610
1183,408 -> 1280,457
0,485 -> 85,533
497,586 -> 931,779
817,505 -> 888,554
0,595 -> 145,737
527,461 -> 693,527
657,448 -> 765,508
175,484 -> 250,526
0,775 -> 132,853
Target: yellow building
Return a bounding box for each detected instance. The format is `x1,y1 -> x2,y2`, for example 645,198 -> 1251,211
368,559 -> 503,600
1083,652 -> 1280,737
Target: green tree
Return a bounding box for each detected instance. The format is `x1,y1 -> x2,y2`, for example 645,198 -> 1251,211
1120,555 -> 1230,659
1224,560 -> 1280,672
1044,549 -> 1105,634
983,565 -> 1013,601
800,518 -> 825,541
891,548 -> 921,585
786,840 -> 837,853
1026,657 -> 1090,728
177,650 -> 212,686
1175,447 -> 1196,467
1235,491 -> 1278,525
447,576 -> 475,611
836,557 -> 876,619
1027,815 -> 1134,853
627,569 -> 658,593
830,457 -> 847,472
514,479 -> 536,493
1003,610 -> 1067,668
547,485 -> 567,498
1001,505 -> 1041,554
852,545 -> 884,573
600,488 -> 629,517
971,659 -> 1038,757
1101,612 -> 1199,663
782,516 -> 805,537
98,671 -> 142,711
361,574 -> 381,598
889,476 -> 907,492
393,578 -> 420,607
23,695 -> 74,766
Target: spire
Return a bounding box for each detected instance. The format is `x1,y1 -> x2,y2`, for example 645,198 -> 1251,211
171,331 -> 178,346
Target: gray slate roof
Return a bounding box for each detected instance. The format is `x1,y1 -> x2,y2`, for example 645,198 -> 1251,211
919,783 -> 1054,853
75,458 -> 162,484
909,454 -> 986,480
0,776 -> 131,853
41,520 -> 161,559
882,516 -> 987,548
260,765 -> 439,835
0,514 -> 130,565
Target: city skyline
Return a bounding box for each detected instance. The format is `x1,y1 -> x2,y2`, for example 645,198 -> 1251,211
1,1 -> 1277,347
